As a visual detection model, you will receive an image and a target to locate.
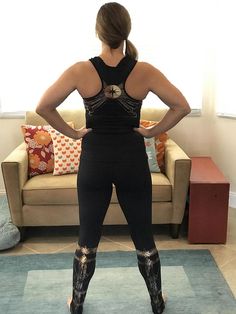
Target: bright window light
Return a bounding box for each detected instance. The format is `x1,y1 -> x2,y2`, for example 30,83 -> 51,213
215,0 -> 236,117
0,0 -> 208,113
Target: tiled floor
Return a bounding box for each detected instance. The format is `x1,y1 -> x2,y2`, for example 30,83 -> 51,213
0,195 -> 236,298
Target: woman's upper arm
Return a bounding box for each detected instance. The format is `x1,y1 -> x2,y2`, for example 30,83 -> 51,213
36,63 -> 80,113
144,63 -> 191,112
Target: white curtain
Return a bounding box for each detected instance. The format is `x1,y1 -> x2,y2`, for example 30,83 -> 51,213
0,0 -> 209,114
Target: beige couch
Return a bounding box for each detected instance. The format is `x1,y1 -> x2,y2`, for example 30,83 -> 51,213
1,107 -> 191,240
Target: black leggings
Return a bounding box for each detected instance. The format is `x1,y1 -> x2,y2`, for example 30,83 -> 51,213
76,131 -> 156,251
71,131 -> 165,314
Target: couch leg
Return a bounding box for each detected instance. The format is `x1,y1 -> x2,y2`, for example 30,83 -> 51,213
170,224 -> 181,239
19,227 -> 27,242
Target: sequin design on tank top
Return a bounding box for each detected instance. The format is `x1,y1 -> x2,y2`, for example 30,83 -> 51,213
83,80 -> 141,117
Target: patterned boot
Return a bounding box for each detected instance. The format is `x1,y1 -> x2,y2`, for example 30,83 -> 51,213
70,244 -> 98,314
136,247 -> 165,314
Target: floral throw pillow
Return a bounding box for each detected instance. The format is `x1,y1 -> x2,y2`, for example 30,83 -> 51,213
48,129 -> 82,176
21,122 -> 74,178
140,120 -> 168,173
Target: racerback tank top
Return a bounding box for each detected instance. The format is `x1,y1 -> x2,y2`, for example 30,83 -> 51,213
82,55 -> 142,133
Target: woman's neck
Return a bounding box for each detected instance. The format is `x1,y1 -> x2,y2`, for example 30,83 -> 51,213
99,42 -> 125,65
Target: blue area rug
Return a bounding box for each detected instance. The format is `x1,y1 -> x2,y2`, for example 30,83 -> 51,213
0,249 -> 235,314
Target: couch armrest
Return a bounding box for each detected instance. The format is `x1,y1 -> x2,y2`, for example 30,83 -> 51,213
1,142 -> 28,226
165,139 -> 191,224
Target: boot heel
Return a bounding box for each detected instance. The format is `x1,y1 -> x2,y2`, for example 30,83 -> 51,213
70,298 -> 83,314
151,299 -> 165,314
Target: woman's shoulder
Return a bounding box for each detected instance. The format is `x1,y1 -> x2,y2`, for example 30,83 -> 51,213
71,60 -> 94,72
136,61 -> 165,80
133,61 -> 162,81
68,60 -> 97,79
136,60 -> 157,72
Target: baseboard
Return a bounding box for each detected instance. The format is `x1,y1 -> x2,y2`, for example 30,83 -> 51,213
229,191 -> 236,209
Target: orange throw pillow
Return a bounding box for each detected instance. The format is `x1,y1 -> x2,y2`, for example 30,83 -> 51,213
48,129 -> 82,176
140,120 -> 168,172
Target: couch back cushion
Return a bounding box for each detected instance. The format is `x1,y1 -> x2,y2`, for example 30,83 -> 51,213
25,108 -> 86,129
140,106 -> 168,121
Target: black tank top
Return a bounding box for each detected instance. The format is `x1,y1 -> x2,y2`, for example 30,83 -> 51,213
82,55 -> 142,134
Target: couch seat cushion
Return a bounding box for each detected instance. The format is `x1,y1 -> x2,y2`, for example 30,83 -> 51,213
151,173 -> 172,201
23,173 -> 79,205
23,172 -> 172,205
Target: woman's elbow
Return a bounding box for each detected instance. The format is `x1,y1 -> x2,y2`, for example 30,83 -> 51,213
35,106 -> 43,115
35,105 -> 48,116
179,102 -> 191,116
184,104 -> 191,115
35,106 -> 40,113
35,103 -> 52,115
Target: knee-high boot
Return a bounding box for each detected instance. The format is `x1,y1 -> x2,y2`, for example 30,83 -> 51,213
136,247 -> 165,314
70,244 -> 98,314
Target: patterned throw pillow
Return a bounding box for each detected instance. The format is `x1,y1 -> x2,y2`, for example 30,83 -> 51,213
21,122 -> 74,178
140,120 -> 168,173
48,129 -> 82,176
144,137 -> 161,172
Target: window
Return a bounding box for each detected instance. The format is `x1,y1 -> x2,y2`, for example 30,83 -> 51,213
0,0 -> 208,115
215,0 -> 236,117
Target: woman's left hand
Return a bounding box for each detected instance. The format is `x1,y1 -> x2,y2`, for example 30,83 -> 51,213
133,125 -> 154,138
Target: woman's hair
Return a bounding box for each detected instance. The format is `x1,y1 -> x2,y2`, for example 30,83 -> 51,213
96,2 -> 138,59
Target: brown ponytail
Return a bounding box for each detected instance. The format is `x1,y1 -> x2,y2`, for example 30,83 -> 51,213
125,39 -> 138,60
96,2 -> 138,60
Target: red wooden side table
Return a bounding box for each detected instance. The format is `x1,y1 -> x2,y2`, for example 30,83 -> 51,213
188,157 -> 230,244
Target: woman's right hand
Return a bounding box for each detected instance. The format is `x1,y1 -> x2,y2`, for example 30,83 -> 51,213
75,126 -> 92,139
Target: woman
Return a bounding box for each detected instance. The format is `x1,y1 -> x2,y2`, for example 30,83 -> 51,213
36,2 -> 191,313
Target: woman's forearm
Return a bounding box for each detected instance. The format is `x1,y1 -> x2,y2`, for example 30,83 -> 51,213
150,107 -> 190,137
36,108 -> 78,139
